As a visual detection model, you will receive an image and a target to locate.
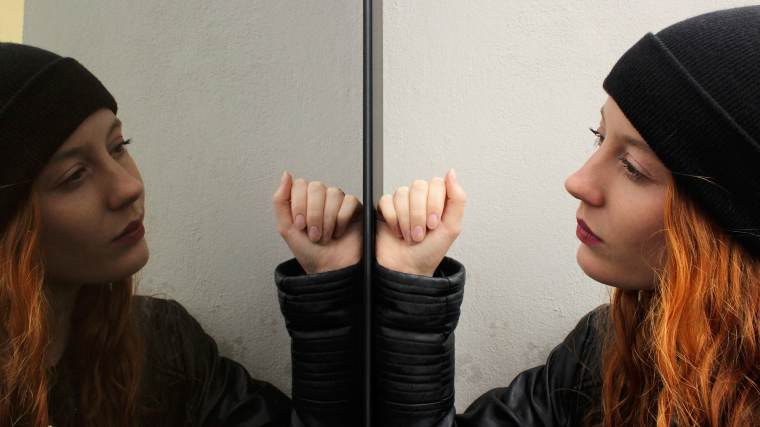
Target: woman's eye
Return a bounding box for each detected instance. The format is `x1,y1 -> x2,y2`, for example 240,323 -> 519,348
589,127 -> 604,147
66,168 -> 86,184
617,154 -> 645,182
113,138 -> 132,155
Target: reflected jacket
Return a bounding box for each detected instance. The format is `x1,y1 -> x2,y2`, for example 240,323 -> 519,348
47,258 -> 361,427
372,256 -> 607,427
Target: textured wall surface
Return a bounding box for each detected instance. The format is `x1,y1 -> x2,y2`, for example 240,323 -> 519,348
380,0 -> 757,411
23,0 -> 757,413
24,1 -> 362,394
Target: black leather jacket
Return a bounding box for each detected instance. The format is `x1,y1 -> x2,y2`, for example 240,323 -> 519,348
46,255 -> 605,427
47,258 -> 361,427
373,256 -> 607,427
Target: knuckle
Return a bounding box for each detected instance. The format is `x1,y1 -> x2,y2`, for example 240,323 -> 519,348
412,179 -> 428,188
431,176 -> 444,184
293,178 -> 306,186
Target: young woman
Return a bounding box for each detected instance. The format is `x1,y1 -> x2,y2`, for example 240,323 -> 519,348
0,42 -> 363,427
372,6 -> 760,426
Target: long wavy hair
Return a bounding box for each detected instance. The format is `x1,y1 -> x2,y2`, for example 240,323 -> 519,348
0,191 -> 144,426
592,181 -> 760,426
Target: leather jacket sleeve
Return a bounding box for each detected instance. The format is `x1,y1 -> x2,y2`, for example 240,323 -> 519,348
372,255 -> 606,427
274,258 -> 362,427
372,256 -> 466,427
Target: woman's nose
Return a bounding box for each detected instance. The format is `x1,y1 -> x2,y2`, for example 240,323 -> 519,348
106,164 -> 144,211
564,161 -> 604,207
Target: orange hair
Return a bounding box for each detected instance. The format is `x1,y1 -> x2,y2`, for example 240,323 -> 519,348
0,193 -> 143,426
593,181 -> 760,426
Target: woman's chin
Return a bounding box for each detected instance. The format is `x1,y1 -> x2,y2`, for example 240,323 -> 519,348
576,244 -> 618,287
576,244 -> 654,291
115,239 -> 150,280
577,245 -> 602,281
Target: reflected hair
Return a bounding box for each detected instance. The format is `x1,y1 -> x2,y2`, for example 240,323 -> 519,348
0,192 -> 143,427
589,181 -> 760,426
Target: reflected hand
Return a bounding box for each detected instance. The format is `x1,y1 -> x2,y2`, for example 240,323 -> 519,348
376,169 -> 466,277
273,171 -> 363,274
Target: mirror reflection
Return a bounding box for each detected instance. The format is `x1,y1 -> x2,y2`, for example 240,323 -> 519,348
2,1 -> 362,425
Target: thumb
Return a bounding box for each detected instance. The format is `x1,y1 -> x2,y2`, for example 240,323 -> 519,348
440,169 -> 466,232
272,171 -> 294,231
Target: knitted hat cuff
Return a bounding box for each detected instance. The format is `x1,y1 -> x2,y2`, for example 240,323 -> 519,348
604,32 -> 760,255
0,56 -> 117,229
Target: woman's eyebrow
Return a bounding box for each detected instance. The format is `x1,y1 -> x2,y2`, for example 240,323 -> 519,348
108,117 -> 122,136
600,106 -> 651,152
49,117 -> 122,164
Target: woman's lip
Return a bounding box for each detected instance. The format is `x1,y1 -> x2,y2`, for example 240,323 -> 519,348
113,223 -> 145,245
114,218 -> 143,241
577,218 -> 603,244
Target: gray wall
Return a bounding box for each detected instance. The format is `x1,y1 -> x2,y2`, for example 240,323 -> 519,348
24,0 -> 362,394
24,0 -> 758,412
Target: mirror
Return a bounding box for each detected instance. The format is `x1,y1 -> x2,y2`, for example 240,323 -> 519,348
19,0 -> 362,400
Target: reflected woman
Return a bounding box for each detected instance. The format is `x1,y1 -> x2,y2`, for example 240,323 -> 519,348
373,6 -> 760,426
0,43 -> 362,426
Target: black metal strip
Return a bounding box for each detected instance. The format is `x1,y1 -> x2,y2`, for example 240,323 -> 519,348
362,0 -> 374,425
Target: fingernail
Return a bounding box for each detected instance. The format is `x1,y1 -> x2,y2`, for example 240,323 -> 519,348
428,213 -> 439,229
295,214 -> 305,230
281,170 -> 288,182
309,226 -> 321,241
412,225 -> 424,242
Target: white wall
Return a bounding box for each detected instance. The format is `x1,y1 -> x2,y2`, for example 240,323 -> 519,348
380,0 -> 758,411
23,0 -> 758,414
23,0 -> 362,394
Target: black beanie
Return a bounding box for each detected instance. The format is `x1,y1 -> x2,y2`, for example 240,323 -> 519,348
603,6 -> 760,256
0,42 -> 117,232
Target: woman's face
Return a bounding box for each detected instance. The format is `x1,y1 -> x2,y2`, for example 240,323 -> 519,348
564,97 -> 671,291
33,108 -> 149,287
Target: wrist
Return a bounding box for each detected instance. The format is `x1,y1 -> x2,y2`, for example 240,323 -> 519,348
376,259 -> 434,277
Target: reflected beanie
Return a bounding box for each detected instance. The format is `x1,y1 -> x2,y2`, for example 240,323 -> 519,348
0,42 -> 116,231
603,6 -> 760,256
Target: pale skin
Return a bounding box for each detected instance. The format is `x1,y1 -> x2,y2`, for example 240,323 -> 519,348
272,173 -> 363,274
566,97 -> 671,290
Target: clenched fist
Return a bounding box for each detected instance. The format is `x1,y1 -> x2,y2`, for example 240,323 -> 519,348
273,171 -> 363,274
376,169 -> 466,277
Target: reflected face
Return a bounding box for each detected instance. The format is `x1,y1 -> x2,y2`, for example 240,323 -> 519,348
33,108 -> 149,287
564,97 -> 671,291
